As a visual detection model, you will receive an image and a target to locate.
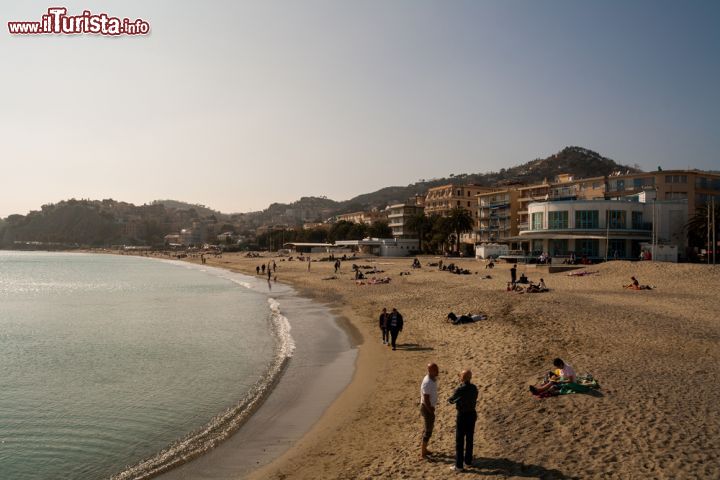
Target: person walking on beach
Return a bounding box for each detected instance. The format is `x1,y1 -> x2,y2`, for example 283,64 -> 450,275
379,308 -> 389,344
307,257 -> 311,272
420,363 -> 439,459
388,308 -> 403,350
267,268 -> 272,281
256,265 -> 260,275
262,264 -> 266,274
448,369 -> 479,471
510,264 -> 517,286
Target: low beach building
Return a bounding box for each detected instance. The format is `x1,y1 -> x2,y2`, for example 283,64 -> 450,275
335,238 -> 419,257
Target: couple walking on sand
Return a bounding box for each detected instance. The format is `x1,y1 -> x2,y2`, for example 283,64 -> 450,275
420,363 -> 479,471
378,308 -> 403,350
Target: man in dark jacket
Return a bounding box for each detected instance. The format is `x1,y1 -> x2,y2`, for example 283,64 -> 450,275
448,369 -> 479,471
387,308 -> 403,350
378,308 -> 389,345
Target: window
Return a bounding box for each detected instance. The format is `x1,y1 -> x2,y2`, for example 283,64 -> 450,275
616,179 -> 625,191
549,239 -> 568,255
697,176 -> 720,190
607,210 -> 626,229
576,239 -> 599,257
532,240 -> 544,255
575,210 -> 599,229
665,192 -> 688,200
457,200 -> 460,206
608,239 -> 626,258
532,212 -> 544,230
631,211 -> 645,229
467,201 -> 471,207
666,175 -> 687,184
467,191 -> 471,197
633,177 -> 655,189
548,211 -> 568,229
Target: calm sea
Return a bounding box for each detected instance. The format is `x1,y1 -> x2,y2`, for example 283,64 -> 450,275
0,252 -> 285,480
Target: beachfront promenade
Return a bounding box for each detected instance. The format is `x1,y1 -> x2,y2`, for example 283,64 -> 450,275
189,253 -> 718,479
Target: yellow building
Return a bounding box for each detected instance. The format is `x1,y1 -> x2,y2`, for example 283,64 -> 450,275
336,209 -> 387,225
424,184 -> 494,220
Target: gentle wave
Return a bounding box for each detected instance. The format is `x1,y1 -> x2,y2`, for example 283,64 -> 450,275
109,297 -> 295,480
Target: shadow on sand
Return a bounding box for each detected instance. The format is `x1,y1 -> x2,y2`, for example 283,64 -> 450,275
396,343 -> 434,352
429,453 -> 577,479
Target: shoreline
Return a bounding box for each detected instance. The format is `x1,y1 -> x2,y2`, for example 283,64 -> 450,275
153,261 -> 358,480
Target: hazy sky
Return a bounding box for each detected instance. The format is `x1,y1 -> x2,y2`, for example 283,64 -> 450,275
1,0 -> 719,217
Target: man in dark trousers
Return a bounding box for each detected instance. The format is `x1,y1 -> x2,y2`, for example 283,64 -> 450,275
378,307 -> 389,345
510,264 -> 517,285
448,369 -> 479,471
387,308 -> 403,350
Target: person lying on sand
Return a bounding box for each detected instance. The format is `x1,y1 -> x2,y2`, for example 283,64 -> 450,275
530,358 -> 575,396
446,312 -> 487,324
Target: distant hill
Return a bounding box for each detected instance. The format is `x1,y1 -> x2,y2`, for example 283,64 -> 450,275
151,200 -> 225,219
336,146 -> 641,211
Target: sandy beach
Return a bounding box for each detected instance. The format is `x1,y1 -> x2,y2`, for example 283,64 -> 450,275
173,253 -> 720,480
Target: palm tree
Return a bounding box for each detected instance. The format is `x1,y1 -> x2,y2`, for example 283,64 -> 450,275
405,213 -> 431,252
446,207 -> 475,253
685,202 -> 719,260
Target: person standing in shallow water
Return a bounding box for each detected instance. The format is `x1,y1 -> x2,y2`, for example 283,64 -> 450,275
448,369 -> 479,471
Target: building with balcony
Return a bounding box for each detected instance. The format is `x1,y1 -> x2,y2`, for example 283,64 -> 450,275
517,194 -> 687,260
424,184 -> 494,219
476,189 -> 521,243
387,202 -> 425,238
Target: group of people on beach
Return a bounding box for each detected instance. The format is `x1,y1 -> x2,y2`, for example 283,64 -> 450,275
419,357 -> 578,471
420,363 -> 479,471
378,307 -> 404,350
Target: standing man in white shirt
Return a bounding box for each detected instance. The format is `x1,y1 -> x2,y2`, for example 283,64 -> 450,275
420,362 -> 439,459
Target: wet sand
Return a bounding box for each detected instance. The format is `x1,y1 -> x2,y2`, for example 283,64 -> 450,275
193,254 -> 720,480
156,267 -> 356,480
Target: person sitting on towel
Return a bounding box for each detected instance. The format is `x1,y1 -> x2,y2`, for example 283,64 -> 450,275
530,358 -> 576,395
